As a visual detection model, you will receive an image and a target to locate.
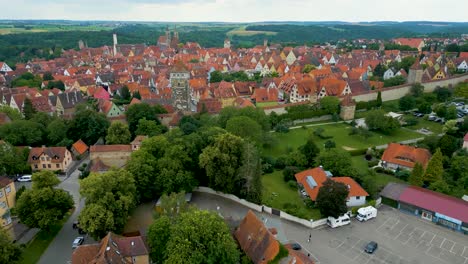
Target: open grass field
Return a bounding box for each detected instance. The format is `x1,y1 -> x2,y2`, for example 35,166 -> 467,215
263,123 -> 422,157
0,24 -> 113,35
403,114 -> 444,134
19,211 -> 72,264
262,170 -> 321,220
351,155 -> 406,189
256,102 -> 279,108
227,26 -> 277,36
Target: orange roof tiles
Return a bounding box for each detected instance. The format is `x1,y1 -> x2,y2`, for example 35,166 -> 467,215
72,139 -> 89,155
235,210 -> 280,264
295,167 -> 368,201
381,143 -> 432,169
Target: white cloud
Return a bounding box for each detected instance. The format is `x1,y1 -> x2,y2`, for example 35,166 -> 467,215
0,0 -> 466,22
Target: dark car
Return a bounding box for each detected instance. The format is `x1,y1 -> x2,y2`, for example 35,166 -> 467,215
365,241 -> 378,254
291,243 -> 302,250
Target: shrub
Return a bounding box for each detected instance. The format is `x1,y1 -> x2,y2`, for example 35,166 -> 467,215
16,185 -> 27,200
283,166 -> 299,182
275,156 -> 286,169
403,117 -> 419,126
365,153 -> 373,161
348,148 -> 368,156
374,167 -> 394,175
287,180 -> 297,189
367,160 -> 380,167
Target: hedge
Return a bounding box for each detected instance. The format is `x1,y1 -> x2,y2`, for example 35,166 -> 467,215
347,148 -> 368,156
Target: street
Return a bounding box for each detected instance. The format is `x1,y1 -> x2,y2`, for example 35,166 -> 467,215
35,160 -> 92,264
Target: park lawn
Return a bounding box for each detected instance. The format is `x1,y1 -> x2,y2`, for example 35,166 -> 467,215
257,102 -> 279,108
351,156 -> 370,174
262,170 -> 321,220
351,155 -> 406,189
19,211 -> 72,264
263,123 -> 422,158
403,114 -> 444,134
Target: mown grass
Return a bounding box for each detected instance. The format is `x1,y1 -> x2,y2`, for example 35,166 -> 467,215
262,170 -> 321,220
19,211 -> 73,264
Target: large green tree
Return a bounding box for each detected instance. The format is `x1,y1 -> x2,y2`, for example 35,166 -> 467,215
226,116 -> 263,144
0,120 -> 44,146
0,226 -> 22,263
0,105 -> 22,121
22,97 -> 36,120
315,149 -> 357,177
408,162 -> 424,186
423,148 -> 444,185
199,133 -> 244,194
0,142 -> 29,176
237,142 -> 263,203
47,119 -> 69,145
320,96 -> 340,114
78,169 -> 136,239
68,106 -> 110,145
164,209 -> 240,264
126,103 -> 166,135
299,135 -> 320,167
365,110 -> 400,134
316,179 -> 349,218
135,118 -> 167,137
106,121 -> 131,144
16,171 -> 73,230
399,95 -> 416,111
147,215 -> 172,263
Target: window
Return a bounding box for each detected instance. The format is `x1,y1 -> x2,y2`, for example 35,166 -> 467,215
356,196 -> 361,200
41,157 -> 45,161
5,186 -> 10,194
48,164 -> 51,168
0,202 -> 6,208
56,164 -> 60,168
42,164 -> 46,169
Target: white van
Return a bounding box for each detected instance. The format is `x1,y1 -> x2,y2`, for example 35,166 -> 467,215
327,214 -> 351,228
17,175 -> 32,182
356,206 -> 377,222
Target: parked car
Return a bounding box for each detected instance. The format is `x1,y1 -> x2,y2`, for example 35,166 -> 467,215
72,237 -> 84,249
16,175 -> 32,182
291,243 -> 302,250
365,241 -> 378,254
428,115 -> 436,121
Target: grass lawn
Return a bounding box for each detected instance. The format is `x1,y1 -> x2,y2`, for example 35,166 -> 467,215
19,211 -> 72,264
257,102 -> 279,108
403,114 -> 444,134
351,155 -> 406,189
262,170 -> 321,220
263,123 -> 422,158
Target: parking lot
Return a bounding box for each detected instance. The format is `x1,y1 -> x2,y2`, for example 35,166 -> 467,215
191,192 -> 467,264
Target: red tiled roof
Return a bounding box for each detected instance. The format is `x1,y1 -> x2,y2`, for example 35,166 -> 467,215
399,186 -> 468,223
90,145 -> 132,153
234,210 -> 280,264
72,139 -> 89,155
28,147 -> 69,164
295,167 -> 368,201
381,143 -> 431,169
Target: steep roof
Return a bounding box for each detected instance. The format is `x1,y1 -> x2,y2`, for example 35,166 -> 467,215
399,186 -> 468,223
295,167 -> 368,201
234,210 -> 280,264
72,139 -> 89,155
28,147 -> 69,164
381,143 -> 431,169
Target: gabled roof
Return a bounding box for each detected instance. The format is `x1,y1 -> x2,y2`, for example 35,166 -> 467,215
0,176 -> 13,189
381,143 -> 431,169
28,147 -> 69,164
234,210 -> 280,264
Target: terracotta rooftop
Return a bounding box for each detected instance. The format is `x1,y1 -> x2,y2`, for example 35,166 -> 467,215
234,210 -> 280,264
28,147 -> 69,164
381,143 -> 431,169
72,139 -> 89,155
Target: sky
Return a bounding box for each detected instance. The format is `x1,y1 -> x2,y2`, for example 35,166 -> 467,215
0,0 -> 466,22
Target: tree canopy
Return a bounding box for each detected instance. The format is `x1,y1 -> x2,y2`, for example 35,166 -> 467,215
316,178 -> 349,218
126,103 -> 166,136
106,121 -> 131,145
0,226 -> 22,264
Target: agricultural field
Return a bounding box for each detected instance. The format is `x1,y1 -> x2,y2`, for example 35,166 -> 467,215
0,24 -> 113,35
227,26 -> 277,37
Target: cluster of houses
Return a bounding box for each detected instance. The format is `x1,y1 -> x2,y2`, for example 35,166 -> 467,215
0,35 -> 467,118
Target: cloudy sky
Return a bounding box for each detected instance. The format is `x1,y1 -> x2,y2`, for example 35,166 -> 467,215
0,0 -> 466,22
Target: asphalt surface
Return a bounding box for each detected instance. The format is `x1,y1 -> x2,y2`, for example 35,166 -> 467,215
191,192 -> 468,264
36,160 -> 92,264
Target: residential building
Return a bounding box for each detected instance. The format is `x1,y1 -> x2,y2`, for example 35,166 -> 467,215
381,183 -> 468,234
71,139 -> 89,157
72,232 -> 149,264
295,167 -> 368,207
28,146 -> 73,172
0,176 -> 16,229
90,145 -> 133,170
234,210 -> 280,264
131,135 -> 148,151
381,143 -> 431,171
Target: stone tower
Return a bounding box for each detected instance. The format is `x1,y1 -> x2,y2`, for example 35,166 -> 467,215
170,61 -> 191,111
224,37 -> 231,49
165,26 -> 171,47
78,40 -> 85,50
340,95 -> 356,121
113,33 -> 118,56
407,58 -> 423,84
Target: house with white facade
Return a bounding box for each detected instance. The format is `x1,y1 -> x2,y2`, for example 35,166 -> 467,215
295,167 -> 369,207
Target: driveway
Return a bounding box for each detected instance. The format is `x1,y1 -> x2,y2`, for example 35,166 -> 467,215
37,160 -> 93,264
191,192 -> 468,264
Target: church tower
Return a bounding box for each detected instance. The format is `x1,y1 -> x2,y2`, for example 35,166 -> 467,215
170,61 -> 191,111
165,26 -> 171,47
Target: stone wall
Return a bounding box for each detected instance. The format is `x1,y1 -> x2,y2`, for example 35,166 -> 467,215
89,151 -> 131,168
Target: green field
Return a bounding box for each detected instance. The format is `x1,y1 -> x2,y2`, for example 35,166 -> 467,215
262,170 -> 321,220
227,26 -> 277,37
403,114 -> 444,134
0,24 -> 113,35
263,123 -> 422,157
351,155 -> 406,189
256,102 -> 279,108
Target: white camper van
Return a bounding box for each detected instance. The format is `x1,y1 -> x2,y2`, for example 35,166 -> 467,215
356,206 -> 377,222
327,214 -> 351,228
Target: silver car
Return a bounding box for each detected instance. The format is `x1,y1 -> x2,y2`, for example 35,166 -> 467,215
72,237 -> 84,249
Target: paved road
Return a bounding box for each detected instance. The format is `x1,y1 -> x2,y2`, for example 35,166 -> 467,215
37,160 -> 91,264
191,192 -> 468,264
